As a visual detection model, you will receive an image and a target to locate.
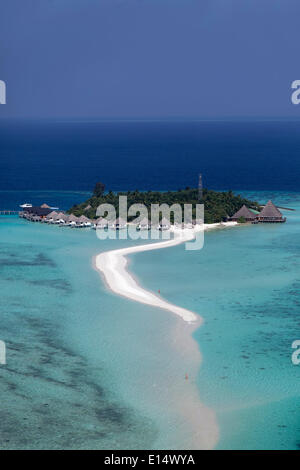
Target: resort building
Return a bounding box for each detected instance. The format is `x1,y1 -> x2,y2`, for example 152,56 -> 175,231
94,217 -> 108,229
66,214 -> 78,226
77,215 -> 92,227
49,213 -> 62,224
20,206 -> 52,219
137,218 -> 151,230
44,211 -> 57,221
159,217 -> 171,231
115,217 -> 127,229
230,201 -> 286,223
256,200 -> 286,223
230,205 -> 257,222
109,217 -> 127,230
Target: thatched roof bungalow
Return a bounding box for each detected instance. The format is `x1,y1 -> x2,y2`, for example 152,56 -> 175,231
77,215 -> 89,222
94,217 -> 108,228
64,214 -> 77,226
159,217 -> 171,230
230,205 -> 257,222
116,217 -> 127,229
56,212 -> 66,220
59,213 -> 69,223
257,200 -> 286,223
23,206 -> 52,218
48,212 -> 66,224
46,210 -> 58,218
76,215 -> 92,227
109,217 -> 127,229
66,214 -> 78,222
137,217 -> 151,230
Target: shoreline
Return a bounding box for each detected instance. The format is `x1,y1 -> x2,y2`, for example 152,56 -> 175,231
93,222 -> 237,449
94,222 -> 237,324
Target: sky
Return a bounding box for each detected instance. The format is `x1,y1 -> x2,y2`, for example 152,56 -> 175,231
0,0 -> 300,120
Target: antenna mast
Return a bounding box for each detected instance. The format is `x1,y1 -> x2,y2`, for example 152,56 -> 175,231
198,174 -> 203,200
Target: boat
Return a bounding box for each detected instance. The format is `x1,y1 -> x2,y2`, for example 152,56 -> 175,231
20,203 -> 59,210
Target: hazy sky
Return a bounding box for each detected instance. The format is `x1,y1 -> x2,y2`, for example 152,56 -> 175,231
1,0 -> 300,119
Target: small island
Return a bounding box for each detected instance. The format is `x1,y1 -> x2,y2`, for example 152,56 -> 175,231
19,182 -> 286,226
68,183 -> 262,224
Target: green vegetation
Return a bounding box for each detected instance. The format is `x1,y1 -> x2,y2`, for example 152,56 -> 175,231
68,185 -> 261,224
238,216 -> 246,224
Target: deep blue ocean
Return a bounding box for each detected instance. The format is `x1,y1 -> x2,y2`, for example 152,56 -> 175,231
1,120 -> 300,210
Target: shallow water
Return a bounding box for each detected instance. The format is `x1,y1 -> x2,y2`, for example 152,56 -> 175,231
0,216 -> 207,449
0,190 -> 299,449
132,191 -> 300,449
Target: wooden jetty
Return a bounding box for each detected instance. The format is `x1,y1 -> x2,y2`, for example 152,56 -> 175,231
0,210 -> 19,215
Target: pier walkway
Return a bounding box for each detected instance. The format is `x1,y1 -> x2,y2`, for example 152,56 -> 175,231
0,210 -> 19,215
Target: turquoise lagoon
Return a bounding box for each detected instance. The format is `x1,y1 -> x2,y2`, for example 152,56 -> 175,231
0,191 -> 299,449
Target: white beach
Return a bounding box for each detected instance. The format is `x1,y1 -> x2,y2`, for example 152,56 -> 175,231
94,222 -> 237,449
95,222 -> 237,323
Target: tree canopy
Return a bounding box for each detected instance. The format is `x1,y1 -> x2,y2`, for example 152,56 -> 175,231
68,187 -> 260,224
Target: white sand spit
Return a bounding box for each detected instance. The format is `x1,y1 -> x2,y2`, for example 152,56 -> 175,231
95,222 -> 237,323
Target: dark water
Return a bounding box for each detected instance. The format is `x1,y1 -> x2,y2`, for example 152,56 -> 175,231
0,120 -> 300,206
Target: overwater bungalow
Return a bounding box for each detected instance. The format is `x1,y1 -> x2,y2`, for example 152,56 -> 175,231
31,215 -> 42,222
66,214 -> 78,227
137,217 -> 151,230
230,205 -> 257,222
58,214 -> 69,225
46,212 -> 62,224
45,211 -> 58,223
93,217 -> 108,229
159,217 -> 171,231
76,215 -> 92,227
116,217 -> 127,229
19,204 -> 97,228
21,206 -> 53,220
51,215 -> 61,224
256,200 -> 286,223
110,217 -> 127,230
52,212 -> 66,224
